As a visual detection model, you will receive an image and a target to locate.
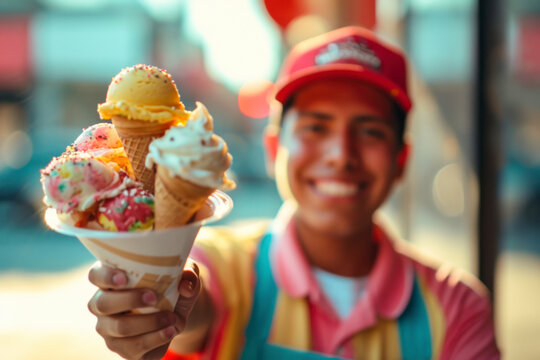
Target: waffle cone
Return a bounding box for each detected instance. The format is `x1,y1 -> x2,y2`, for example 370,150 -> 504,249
154,165 -> 215,229
111,116 -> 172,192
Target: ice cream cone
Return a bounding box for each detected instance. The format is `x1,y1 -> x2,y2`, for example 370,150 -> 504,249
44,191 -> 233,313
111,115 -> 172,193
154,165 -> 215,230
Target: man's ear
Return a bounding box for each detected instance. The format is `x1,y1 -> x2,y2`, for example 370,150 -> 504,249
395,142 -> 411,181
263,125 -> 279,177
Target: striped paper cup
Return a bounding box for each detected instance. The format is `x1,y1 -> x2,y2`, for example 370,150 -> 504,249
45,190 -> 233,313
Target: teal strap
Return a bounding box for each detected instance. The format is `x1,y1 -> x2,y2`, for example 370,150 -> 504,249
240,234 -> 344,360
241,233 -> 277,359
259,344 -> 343,360
397,276 -> 433,359
242,235 -> 433,360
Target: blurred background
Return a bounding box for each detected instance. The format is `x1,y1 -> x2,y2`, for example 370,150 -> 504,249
0,0 -> 538,359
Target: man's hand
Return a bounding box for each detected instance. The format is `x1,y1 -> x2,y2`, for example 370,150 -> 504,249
87,261 -> 201,360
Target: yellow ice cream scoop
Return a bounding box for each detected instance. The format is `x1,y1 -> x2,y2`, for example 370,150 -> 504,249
97,65 -> 191,192
98,64 -> 190,124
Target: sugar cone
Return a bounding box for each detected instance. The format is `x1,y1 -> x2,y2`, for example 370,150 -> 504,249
111,116 -> 172,193
154,165 -> 215,229
43,192 -> 232,313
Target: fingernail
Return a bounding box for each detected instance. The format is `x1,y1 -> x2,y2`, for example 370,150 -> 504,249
192,262 -> 200,276
164,326 -> 177,339
179,279 -> 195,298
112,272 -> 127,286
142,291 -> 157,305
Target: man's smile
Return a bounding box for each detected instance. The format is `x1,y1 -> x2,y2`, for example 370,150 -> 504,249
310,179 -> 368,198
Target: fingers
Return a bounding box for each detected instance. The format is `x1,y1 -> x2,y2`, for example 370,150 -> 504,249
89,289 -> 180,359
175,262 -> 201,314
179,261 -> 201,299
88,288 -> 158,316
104,324 -> 178,360
88,261 -> 201,317
86,260 -> 204,359
141,344 -> 170,360
96,311 -> 178,338
88,261 -> 128,290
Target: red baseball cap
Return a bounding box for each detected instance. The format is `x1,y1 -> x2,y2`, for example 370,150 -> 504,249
273,26 -> 412,113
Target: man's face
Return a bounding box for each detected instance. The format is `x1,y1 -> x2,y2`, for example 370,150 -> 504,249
274,78 -> 405,236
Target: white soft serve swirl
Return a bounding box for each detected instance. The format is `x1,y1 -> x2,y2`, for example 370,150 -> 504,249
146,101 -> 235,190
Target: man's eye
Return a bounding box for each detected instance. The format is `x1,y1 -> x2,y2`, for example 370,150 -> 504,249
360,127 -> 386,138
299,123 -> 326,133
307,124 -> 326,132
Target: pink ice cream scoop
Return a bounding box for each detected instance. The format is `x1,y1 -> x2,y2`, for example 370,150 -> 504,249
97,187 -> 154,232
70,123 -> 122,152
40,153 -> 132,213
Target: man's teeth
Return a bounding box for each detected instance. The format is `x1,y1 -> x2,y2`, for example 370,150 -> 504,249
315,181 -> 358,196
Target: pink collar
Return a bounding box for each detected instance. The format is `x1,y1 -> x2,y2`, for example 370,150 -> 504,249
271,206 -> 414,321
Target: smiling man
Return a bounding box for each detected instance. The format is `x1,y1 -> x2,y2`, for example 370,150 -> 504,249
267,79 -> 404,280
87,27 -> 500,360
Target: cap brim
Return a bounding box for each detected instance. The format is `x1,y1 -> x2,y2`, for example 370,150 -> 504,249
274,64 -> 412,113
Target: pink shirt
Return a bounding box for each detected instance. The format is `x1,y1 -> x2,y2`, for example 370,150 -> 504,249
191,205 -> 500,359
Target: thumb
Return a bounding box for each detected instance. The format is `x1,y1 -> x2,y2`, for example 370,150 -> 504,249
174,261 -> 201,330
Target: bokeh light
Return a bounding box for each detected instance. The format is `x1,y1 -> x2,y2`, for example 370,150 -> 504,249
284,15 -> 331,47
182,0 -> 281,92
263,0 -> 306,30
1,131 -> 33,169
237,79 -> 273,119
432,163 -> 465,217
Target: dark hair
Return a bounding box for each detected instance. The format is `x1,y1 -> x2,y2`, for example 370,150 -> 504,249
392,101 -> 407,148
280,96 -> 296,124
279,95 -> 407,147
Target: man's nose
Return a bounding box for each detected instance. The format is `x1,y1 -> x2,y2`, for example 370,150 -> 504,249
326,128 -> 358,169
